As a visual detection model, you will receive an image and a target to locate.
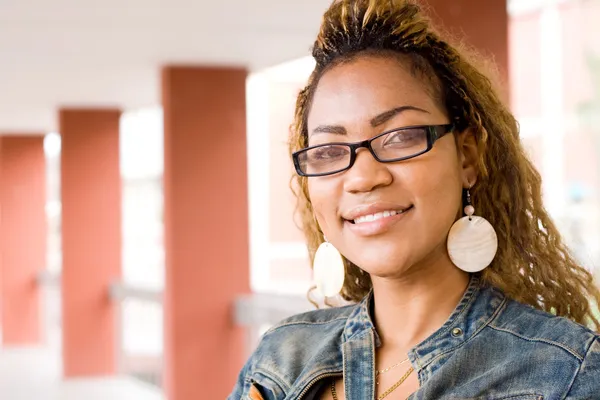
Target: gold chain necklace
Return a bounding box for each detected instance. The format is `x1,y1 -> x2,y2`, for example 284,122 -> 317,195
377,367 -> 414,399
376,357 -> 410,385
330,380 -> 339,400
376,357 -> 410,374
330,367 -> 415,400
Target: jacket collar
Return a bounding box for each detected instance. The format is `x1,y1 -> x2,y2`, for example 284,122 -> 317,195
342,287 -> 378,344
408,275 -> 505,372
341,274 -> 506,371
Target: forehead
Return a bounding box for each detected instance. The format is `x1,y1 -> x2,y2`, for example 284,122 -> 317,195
307,55 -> 443,130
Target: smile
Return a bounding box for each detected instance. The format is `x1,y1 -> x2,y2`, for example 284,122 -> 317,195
344,205 -> 414,237
352,208 -> 411,224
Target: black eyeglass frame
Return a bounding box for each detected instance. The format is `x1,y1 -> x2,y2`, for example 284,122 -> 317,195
292,124 -> 454,177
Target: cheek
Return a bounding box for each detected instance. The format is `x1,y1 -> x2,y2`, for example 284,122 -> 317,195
307,179 -> 341,232
421,166 -> 462,210
398,154 -> 463,231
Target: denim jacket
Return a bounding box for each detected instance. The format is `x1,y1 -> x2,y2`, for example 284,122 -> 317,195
229,276 -> 600,399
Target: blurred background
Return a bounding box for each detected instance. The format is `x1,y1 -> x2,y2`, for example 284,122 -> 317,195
0,0 -> 599,399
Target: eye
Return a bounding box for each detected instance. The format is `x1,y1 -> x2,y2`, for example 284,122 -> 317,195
382,128 -> 425,148
309,145 -> 349,161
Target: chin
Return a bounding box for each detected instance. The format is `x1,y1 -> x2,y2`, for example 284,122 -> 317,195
346,249 -> 413,278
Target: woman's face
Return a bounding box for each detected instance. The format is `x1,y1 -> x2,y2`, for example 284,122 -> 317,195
307,55 -> 475,278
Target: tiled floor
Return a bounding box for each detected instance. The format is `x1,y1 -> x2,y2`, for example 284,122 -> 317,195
0,347 -> 164,400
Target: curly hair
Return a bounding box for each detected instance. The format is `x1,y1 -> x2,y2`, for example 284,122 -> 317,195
288,0 -> 600,329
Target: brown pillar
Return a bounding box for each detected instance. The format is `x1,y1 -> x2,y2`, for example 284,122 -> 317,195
162,66 -> 250,400
425,0 -> 509,84
0,135 -> 46,346
59,109 -> 122,376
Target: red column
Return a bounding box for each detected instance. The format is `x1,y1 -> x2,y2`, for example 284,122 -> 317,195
426,0 -> 509,85
59,109 -> 122,376
162,66 -> 250,400
0,135 -> 46,346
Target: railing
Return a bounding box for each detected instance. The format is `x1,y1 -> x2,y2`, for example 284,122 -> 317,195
109,285 -> 312,384
36,271 -> 164,388
37,270 -> 62,349
109,282 -> 163,304
233,292 -> 314,356
36,270 -> 315,388
109,281 -> 163,388
37,269 -> 61,287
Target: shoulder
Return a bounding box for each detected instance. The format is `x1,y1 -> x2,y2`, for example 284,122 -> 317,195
266,302 -> 356,333
256,303 -> 356,357
467,293 -> 600,396
244,304 -> 355,391
564,334 -> 600,398
489,296 -> 599,361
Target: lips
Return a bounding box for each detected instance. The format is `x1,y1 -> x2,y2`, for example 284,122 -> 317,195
342,202 -> 414,237
342,202 -> 413,223
351,208 -> 412,224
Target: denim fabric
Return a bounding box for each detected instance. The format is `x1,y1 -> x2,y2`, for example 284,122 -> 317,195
229,276 -> 600,399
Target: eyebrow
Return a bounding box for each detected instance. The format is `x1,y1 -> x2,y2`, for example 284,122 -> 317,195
310,105 -> 430,137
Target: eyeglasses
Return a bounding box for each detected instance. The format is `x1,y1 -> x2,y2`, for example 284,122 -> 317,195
292,124 -> 454,177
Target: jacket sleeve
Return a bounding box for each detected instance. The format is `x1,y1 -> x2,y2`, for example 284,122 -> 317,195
227,354 -> 254,400
564,336 -> 600,399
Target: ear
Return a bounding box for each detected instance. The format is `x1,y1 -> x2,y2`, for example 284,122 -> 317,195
456,128 -> 478,187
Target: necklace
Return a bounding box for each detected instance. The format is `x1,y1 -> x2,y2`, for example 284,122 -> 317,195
330,367 -> 415,400
376,357 -> 410,376
377,367 -> 415,399
330,380 -> 339,400
376,357 -> 410,385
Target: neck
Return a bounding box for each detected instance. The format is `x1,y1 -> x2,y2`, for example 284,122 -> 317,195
370,257 -> 470,351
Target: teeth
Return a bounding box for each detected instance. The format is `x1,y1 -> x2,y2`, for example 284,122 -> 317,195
353,209 -> 405,224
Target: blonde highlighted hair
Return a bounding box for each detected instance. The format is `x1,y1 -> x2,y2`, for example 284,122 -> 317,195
289,0 -> 600,329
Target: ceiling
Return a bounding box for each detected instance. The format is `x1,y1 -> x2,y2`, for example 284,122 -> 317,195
0,0 -> 330,132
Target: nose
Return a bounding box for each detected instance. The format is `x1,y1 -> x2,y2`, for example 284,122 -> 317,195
343,148 -> 393,193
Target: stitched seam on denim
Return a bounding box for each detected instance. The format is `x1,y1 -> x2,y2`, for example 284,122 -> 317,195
342,327 -> 369,345
345,324 -> 374,342
342,336 -> 348,398
345,325 -> 372,342
419,296 -> 507,370
369,328 -> 376,399
339,329 -> 374,398
249,366 -> 291,393
478,395 -> 542,400
487,324 -> 585,361
563,336 -> 598,398
265,316 -> 350,335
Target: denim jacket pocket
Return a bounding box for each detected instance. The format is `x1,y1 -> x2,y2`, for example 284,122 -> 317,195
246,382 -> 266,400
243,372 -> 286,400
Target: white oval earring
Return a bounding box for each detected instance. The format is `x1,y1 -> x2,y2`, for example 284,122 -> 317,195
447,188 -> 498,273
313,237 -> 345,297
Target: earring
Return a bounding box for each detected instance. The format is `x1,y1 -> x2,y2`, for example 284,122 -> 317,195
313,237 -> 345,297
447,188 -> 498,273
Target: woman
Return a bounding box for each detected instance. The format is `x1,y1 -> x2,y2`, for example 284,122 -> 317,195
230,0 -> 600,399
